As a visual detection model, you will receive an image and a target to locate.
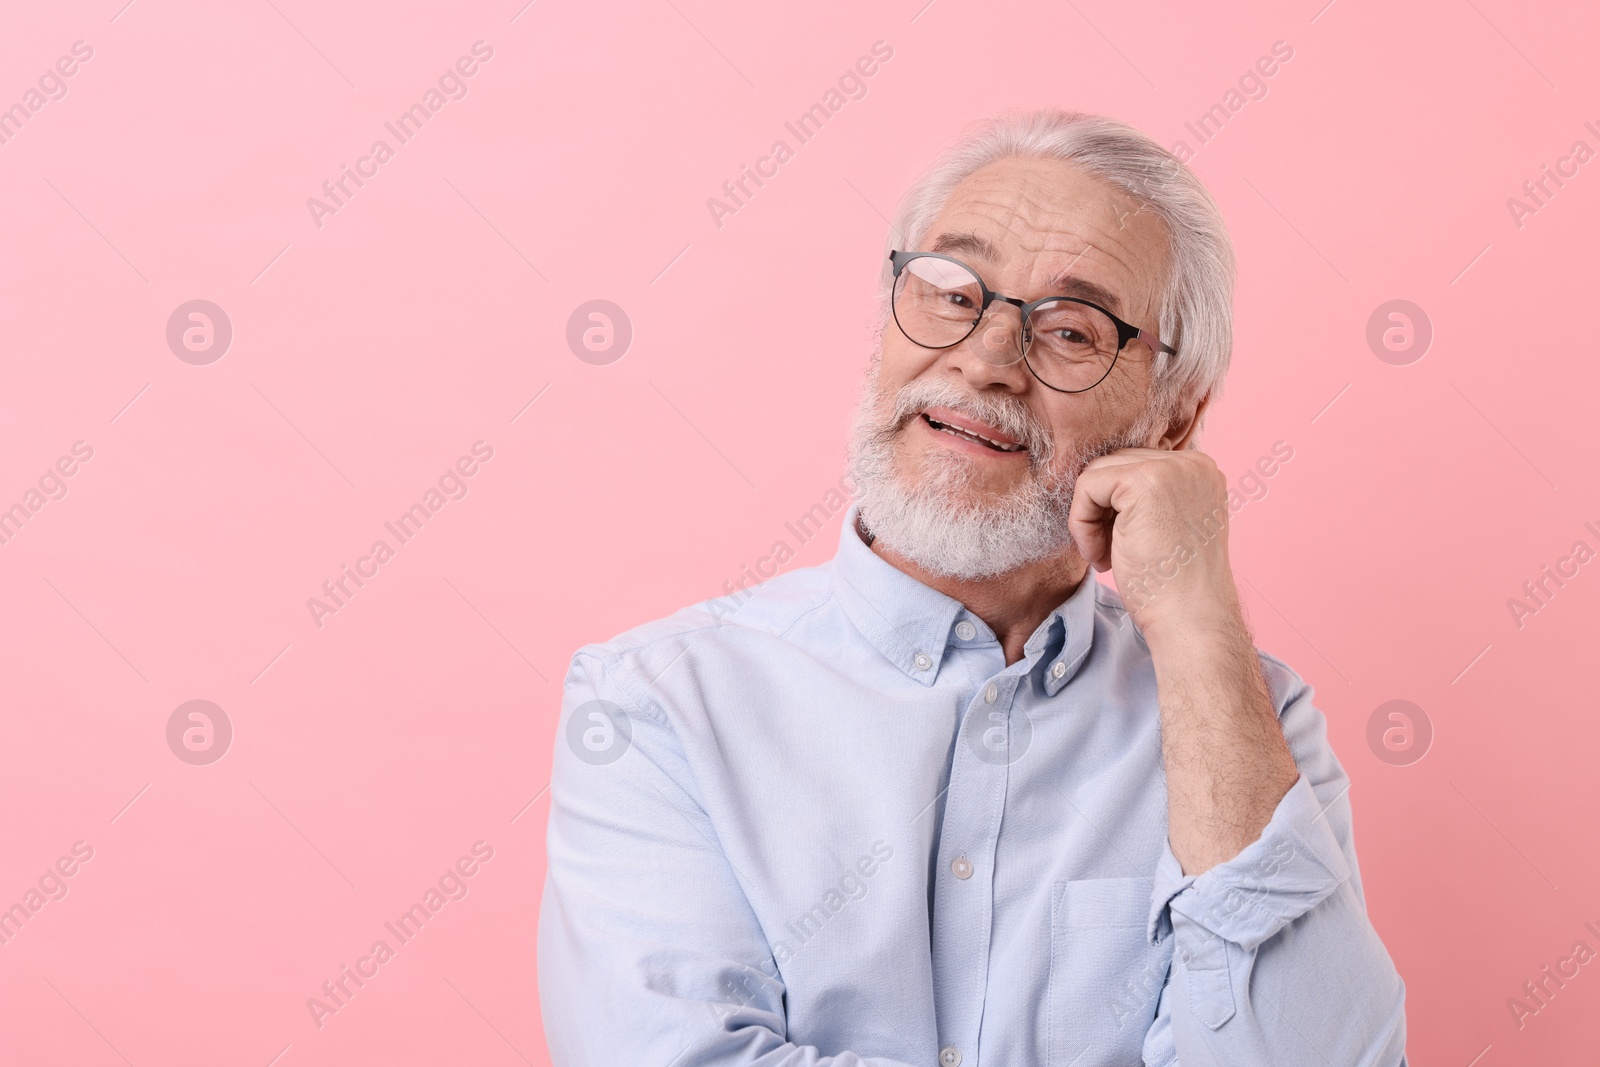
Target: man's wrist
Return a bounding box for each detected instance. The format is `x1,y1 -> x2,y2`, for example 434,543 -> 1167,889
1137,586 -> 1250,654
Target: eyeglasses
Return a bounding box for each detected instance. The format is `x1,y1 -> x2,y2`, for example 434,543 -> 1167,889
888,250 -> 1177,394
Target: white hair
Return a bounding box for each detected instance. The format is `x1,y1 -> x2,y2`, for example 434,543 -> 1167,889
877,108 -> 1237,429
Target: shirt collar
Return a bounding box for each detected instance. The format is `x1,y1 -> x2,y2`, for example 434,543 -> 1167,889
829,504 -> 1099,692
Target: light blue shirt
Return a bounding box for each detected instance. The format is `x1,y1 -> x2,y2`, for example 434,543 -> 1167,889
539,505 -> 1407,1066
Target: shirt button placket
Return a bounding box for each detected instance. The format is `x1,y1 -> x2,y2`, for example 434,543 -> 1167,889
930,679 -> 1009,1067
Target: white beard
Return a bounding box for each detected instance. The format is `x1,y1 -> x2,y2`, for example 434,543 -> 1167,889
846,369 -> 1154,580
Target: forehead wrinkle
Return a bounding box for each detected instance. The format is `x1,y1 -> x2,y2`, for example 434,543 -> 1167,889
929,163 -> 1168,323
931,218 -> 1147,318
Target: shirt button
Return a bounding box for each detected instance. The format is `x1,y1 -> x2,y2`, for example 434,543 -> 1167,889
1051,661 -> 1067,679
984,683 -> 998,704
939,1047 -> 962,1067
914,652 -> 932,671
950,857 -> 973,880
955,620 -> 977,640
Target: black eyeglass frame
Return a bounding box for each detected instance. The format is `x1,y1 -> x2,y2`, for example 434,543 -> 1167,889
888,249 -> 1178,394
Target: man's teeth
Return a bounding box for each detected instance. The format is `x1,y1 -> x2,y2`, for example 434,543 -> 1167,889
924,415 -> 1026,452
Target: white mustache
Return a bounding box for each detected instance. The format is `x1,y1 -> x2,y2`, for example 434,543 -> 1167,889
886,378 -> 1053,462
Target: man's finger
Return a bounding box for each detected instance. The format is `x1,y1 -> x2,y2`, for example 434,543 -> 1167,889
1069,459 -> 1135,522
1079,447 -> 1168,471
1069,463 -> 1131,570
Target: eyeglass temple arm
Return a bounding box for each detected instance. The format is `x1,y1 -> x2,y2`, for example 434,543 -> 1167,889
1136,328 -> 1177,356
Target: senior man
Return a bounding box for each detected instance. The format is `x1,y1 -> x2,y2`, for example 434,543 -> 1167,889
538,109 -> 1407,1066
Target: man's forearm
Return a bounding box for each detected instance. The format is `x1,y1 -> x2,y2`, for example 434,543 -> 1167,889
1146,610 -> 1300,876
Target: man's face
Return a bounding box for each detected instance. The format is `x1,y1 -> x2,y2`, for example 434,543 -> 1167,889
850,155 -> 1174,578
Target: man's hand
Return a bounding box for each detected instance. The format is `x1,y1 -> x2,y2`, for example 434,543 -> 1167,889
1068,447 -> 1239,641
1069,447 -> 1299,875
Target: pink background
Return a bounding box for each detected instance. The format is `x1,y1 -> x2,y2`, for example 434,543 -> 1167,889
1,0 -> 1597,1062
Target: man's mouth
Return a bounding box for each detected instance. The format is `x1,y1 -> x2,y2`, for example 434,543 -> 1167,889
919,412 -> 1028,453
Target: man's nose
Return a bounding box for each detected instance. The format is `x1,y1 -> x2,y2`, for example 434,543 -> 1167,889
943,306 -> 1030,388
981,322 -> 1014,352
967,303 -> 1025,367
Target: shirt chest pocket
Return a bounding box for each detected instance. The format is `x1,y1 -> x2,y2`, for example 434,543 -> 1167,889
1048,876 -> 1172,1067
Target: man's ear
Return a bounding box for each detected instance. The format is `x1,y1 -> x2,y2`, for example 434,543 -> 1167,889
1149,392 -> 1210,451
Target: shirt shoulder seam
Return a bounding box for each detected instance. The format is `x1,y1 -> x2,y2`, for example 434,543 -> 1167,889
773,588 -> 836,640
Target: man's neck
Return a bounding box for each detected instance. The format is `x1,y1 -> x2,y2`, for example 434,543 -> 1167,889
859,515 -> 1089,666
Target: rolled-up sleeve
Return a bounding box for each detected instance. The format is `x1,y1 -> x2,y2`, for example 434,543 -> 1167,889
537,650 -> 925,1067
1139,656 -> 1409,1067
